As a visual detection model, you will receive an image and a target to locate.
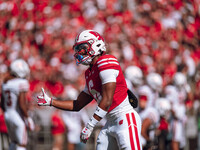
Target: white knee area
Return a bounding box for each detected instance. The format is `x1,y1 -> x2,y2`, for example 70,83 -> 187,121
96,130 -> 108,150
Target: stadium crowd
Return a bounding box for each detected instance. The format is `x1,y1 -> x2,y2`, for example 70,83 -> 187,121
0,0 -> 200,150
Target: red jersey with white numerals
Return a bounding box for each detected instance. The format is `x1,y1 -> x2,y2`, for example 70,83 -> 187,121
85,54 -> 128,112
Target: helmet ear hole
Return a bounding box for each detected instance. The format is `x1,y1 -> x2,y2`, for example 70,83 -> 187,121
98,50 -> 102,54
89,51 -> 95,55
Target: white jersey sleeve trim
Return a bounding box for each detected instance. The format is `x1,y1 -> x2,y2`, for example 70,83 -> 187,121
97,58 -> 118,64
98,62 -> 119,67
99,69 -> 119,84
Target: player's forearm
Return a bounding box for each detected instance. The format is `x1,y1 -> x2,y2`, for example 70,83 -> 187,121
141,130 -> 150,141
92,98 -> 112,122
141,118 -> 151,141
99,97 -> 112,111
51,99 -> 74,111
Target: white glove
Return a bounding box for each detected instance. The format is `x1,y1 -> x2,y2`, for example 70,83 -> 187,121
37,88 -> 52,106
80,123 -> 94,143
25,117 -> 35,131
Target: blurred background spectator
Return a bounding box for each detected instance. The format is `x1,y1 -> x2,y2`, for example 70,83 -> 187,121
51,109 -> 66,150
60,85 -> 89,150
0,0 -> 200,149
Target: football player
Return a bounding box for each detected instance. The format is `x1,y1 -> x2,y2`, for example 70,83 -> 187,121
138,72 -> 163,109
137,84 -> 161,149
125,65 -> 144,109
1,59 -> 34,150
169,104 -> 186,150
164,72 -> 190,150
37,30 -> 142,150
155,98 -> 171,150
137,72 -> 163,149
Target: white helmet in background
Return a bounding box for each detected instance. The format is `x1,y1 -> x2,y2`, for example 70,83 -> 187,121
73,30 -> 106,65
125,66 -> 143,86
155,97 -> 171,118
146,72 -> 163,91
10,59 -> 30,78
173,72 -> 186,88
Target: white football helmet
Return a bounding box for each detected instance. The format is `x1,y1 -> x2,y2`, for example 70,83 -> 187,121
10,59 -> 30,78
146,72 -> 163,91
73,30 -> 106,65
173,72 -> 186,88
125,66 -> 143,86
155,97 -> 171,118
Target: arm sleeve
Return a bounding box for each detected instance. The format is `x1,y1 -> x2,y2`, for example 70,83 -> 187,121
99,69 -> 119,84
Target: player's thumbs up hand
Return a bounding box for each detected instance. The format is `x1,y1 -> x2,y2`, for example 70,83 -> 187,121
37,88 -> 52,106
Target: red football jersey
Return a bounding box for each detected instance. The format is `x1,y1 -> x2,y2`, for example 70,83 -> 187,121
85,54 -> 128,112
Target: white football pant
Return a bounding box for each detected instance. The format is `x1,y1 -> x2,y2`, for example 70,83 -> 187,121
96,109 -> 142,150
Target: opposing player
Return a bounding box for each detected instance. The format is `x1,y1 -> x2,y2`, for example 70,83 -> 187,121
1,59 -> 34,150
164,72 -> 190,150
169,104 -> 186,150
37,30 -> 142,149
138,85 -> 160,149
155,98 -> 171,150
125,66 -> 144,110
138,72 -> 163,109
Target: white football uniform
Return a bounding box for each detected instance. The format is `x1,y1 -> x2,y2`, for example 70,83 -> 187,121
164,85 -> 179,104
2,78 -> 29,145
139,107 -> 160,146
164,85 -> 187,148
169,119 -> 186,149
165,84 -> 191,105
138,85 -> 159,108
164,85 -> 187,122
176,85 -> 190,105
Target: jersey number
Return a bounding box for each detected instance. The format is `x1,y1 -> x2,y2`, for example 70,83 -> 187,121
88,80 -> 101,101
5,90 -> 12,106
